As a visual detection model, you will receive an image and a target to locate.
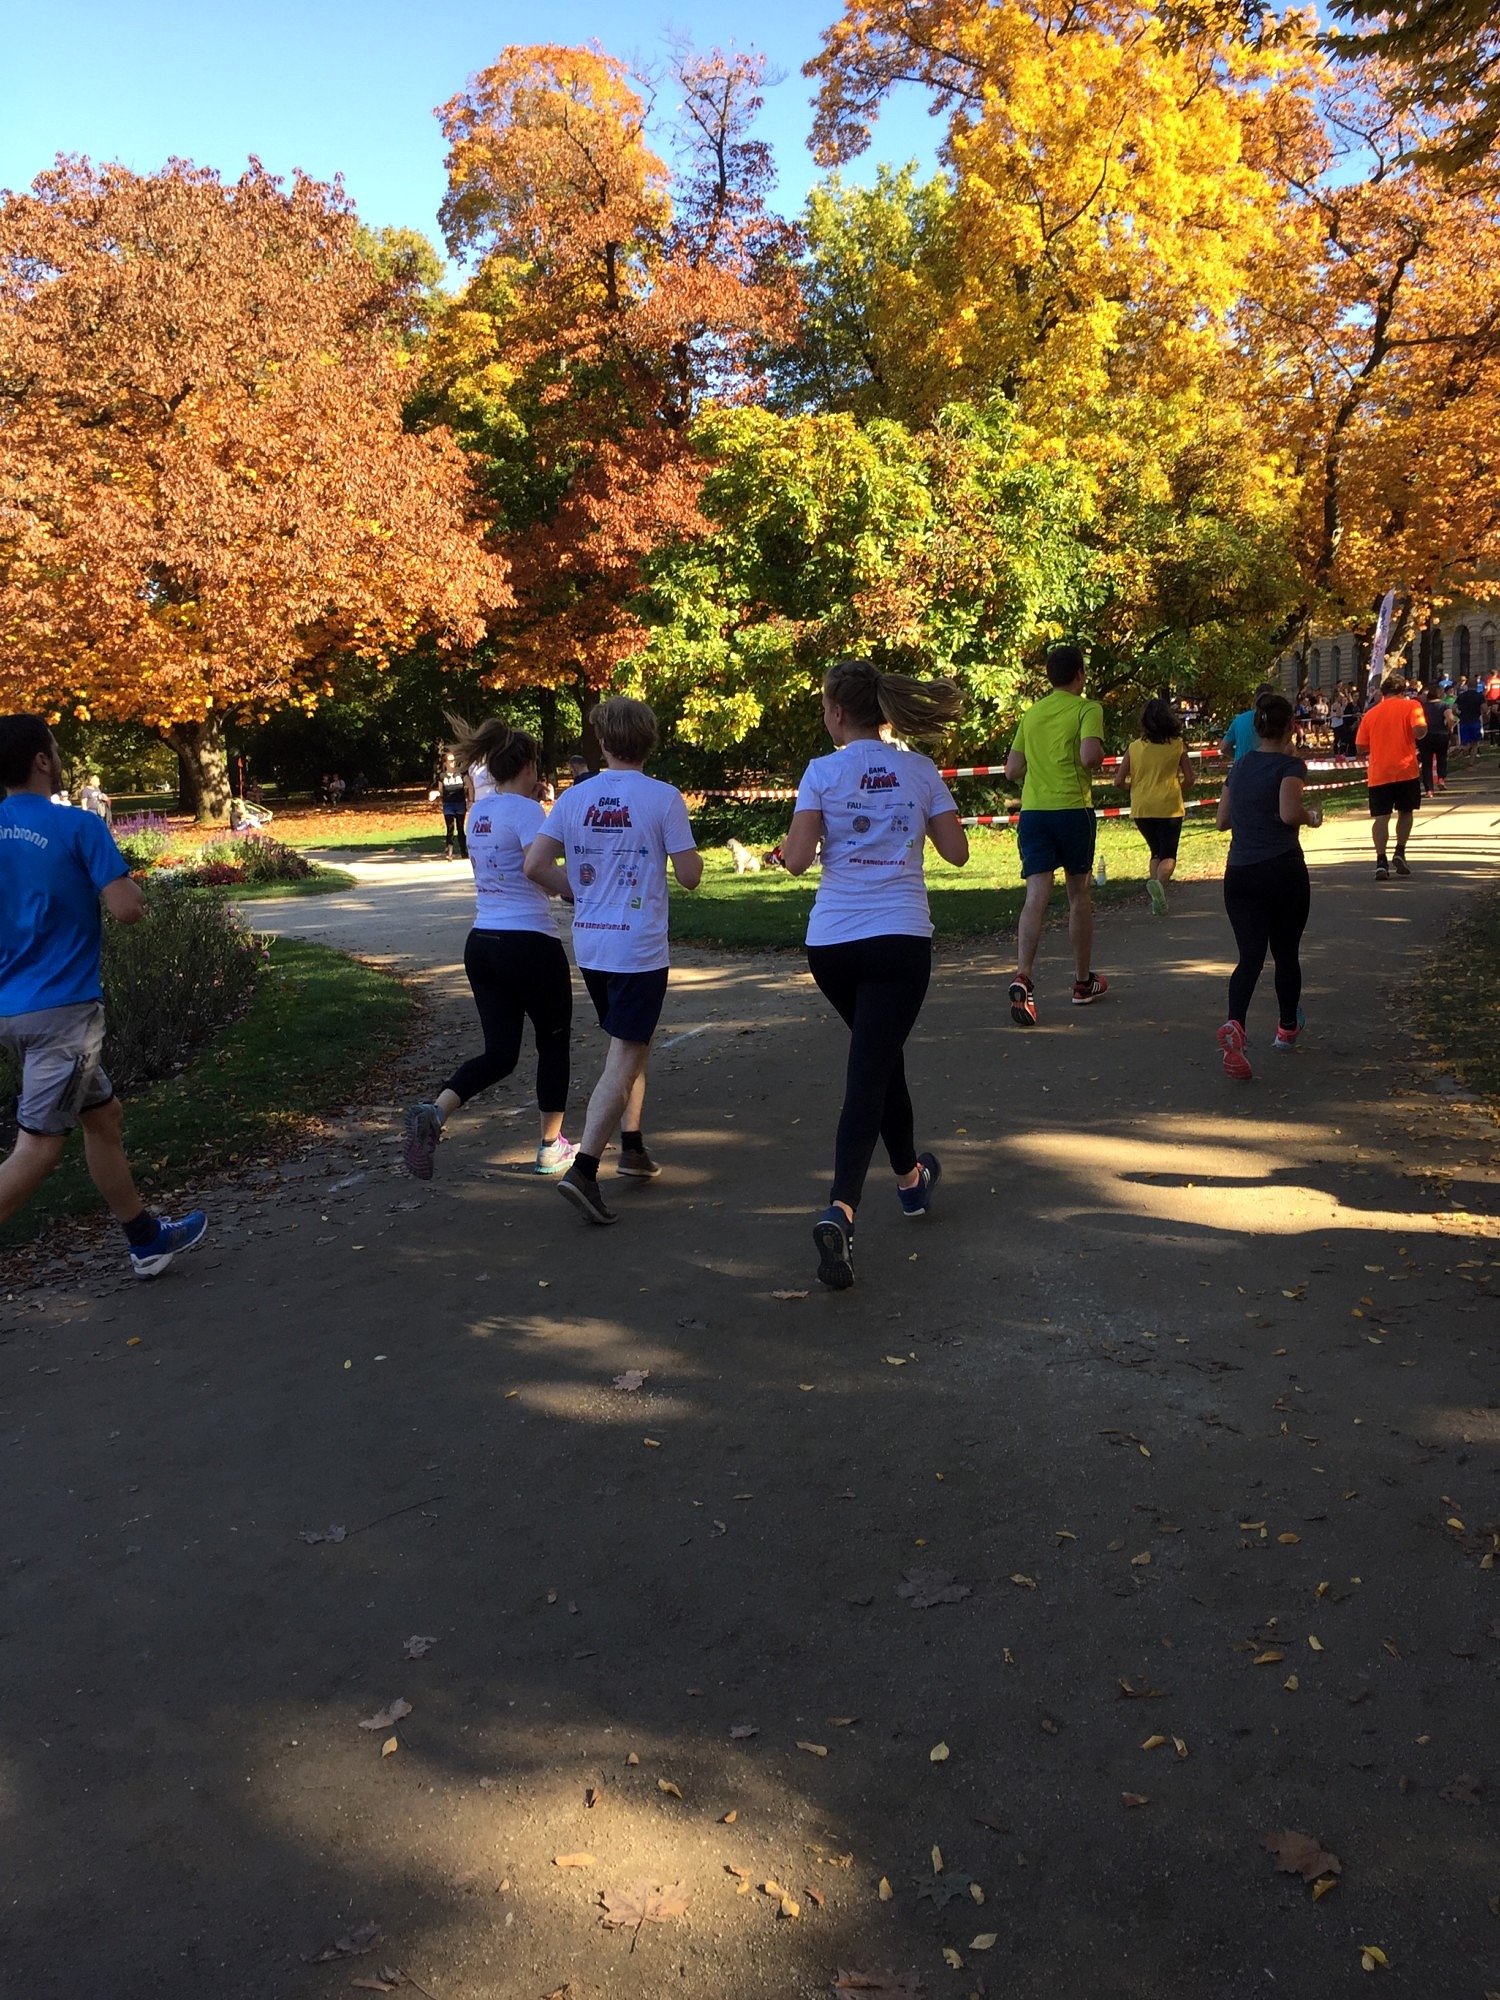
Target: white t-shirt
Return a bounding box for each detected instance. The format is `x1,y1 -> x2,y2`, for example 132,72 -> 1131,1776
796,740 -> 959,947
468,793 -> 557,937
469,761 -> 496,801
543,769 -> 696,972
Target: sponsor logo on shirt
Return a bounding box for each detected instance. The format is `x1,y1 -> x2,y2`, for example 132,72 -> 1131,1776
583,798 -> 633,829
859,769 -> 900,791
852,815 -> 871,833
577,862 -> 597,886
472,816 -> 492,836
0,825 -> 49,848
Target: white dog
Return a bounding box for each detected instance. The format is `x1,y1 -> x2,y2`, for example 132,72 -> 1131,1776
728,838 -> 762,874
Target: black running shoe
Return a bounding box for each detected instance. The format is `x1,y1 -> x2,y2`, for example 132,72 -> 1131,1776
557,1165 -> 617,1225
813,1206 -> 855,1290
1375,860 -> 1389,880
1393,853 -> 1411,876
898,1152 -> 941,1217
617,1147 -> 661,1179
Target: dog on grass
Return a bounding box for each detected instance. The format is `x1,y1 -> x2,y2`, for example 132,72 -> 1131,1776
728,838 -> 762,874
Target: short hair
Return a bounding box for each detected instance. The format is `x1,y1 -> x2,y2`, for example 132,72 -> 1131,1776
1140,697 -> 1182,745
594,696 -> 658,763
567,754 -> 590,776
1381,673 -> 1407,696
0,713 -> 55,790
1253,691 -> 1295,739
1046,644 -> 1085,688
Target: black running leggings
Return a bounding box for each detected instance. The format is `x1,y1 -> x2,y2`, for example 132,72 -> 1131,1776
443,811 -> 467,856
443,929 -> 571,1112
1223,850 -> 1310,1033
1419,735 -> 1449,790
807,933 -> 931,1210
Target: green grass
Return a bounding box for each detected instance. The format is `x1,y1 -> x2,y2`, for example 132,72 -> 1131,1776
1412,886 -> 1500,1105
0,939 -> 413,1250
668,783 -> 1369,949
230,864 -> 358,900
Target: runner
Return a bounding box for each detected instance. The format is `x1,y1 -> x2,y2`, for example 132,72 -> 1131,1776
524,697 -> 701,1225
780,658 -> 967,1291
1418,684 -> 1450,795
1453,676 -> 1484,763
1003,643 -> 1109,1025
1116,698 -> 1192,914
1355,674 -> 1426,880
1220,683 -> 1279,766
0,714 -> 207,1272
1214,692 -> 1322,1082
402,724 -> 577,1182
435,749 -> 468,861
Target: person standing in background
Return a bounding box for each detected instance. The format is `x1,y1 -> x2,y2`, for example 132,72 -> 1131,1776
435,751 -> 468,861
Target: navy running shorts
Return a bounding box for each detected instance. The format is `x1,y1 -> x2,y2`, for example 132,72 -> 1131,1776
581,965 -> 670,1045
1017,807 -> 1097,880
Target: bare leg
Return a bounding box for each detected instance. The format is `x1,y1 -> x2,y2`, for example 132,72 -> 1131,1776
0,1129 -> 65,1226
538,1109 -> 564,1145
1014,874 -> 1054,981
435,1088 -> 462,1120
1393,807 -> 1414,855
1371,811 -> 1391,862
580,1039 -> 650,1158
78,1097 -> 148,1221
1064,872 -> 1095,981
1157,856 -> 1176,886
620,1065 -> 647,1135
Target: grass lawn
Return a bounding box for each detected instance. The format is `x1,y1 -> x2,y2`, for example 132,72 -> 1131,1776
0,939 -> 413,1251
1413,885 -> 1500,1105
668,780 -> 1370,950
230,864 -> 358,900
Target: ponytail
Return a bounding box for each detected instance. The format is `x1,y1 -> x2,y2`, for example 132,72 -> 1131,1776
447,712 -> 541,786
1253,691 -> 1294,740
823,657 -> 965,741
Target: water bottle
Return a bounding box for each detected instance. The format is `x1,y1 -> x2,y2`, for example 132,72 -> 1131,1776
1094,853 -> 1107,887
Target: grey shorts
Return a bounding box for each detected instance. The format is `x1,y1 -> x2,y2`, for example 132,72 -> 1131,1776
0,1002 -> 114,1136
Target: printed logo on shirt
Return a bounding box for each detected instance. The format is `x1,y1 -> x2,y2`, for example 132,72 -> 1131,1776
472,816 -> 492,836
0,825 -> 48,849
583,797 -> 633,829
577,862 -> 597,886
852,815 -> 871,833
859,768 -> 900,791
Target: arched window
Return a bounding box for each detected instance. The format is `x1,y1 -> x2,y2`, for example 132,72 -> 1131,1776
1458,625 -> 1471,674
1309,647 -> 1321,688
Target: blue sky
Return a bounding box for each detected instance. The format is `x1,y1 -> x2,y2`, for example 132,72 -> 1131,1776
2,0 -> 941,256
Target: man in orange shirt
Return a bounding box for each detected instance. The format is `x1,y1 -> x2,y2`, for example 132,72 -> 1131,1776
1355,674 -> 1427,881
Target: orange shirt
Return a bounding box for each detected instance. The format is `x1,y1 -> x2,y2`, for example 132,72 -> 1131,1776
1356,697 -> 1423,786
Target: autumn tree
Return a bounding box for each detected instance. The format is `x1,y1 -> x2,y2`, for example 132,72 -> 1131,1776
0,159 -> 506,819
424,43 -> 798,741
1327,0 -> 1500,171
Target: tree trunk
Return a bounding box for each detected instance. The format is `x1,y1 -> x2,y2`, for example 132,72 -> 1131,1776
165,716 -> 232,825
576,674 -> 602,772
537,686 -> 560,779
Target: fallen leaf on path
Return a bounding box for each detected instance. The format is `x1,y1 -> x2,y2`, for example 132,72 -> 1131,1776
359,1700 -> 412,1731
941,1947 -> 963,1969
730,1724 -> 758,1739
1360,1945 -> 1388,1972
797,1741 -> 829,1757
541,1987 -> 571,2000
299,1525 -> 347,1544
878,1877 -> 893,1901
585,1785 -> 602,1808
599,1881 -> 689,1931
612,1370 -> 649,1391
772,1290 -> 809,1301
883,1355 -> 908,1366
1130,1552 -> 1152,1567
929,1742 -> 950,1762
626,1752 -> 640,1766
402,1635 -> 435,1659
350,1978 -> 400,1994
380,1736 -> 398,1757
307,1921 -> 381,1963
806,1885 -> 826,1908
1117,1679 -> 1168,1700
1439,1772 -> 1485,1803
642,1437 -> 662,1448
554,1853 -> 595,1869
721,1809 -> 738,1824
969,1933 -> 997,1950
1309,1635 -> 1325,1652
657,1778 -> 682,1798
1009,1573 -> 1037,1589
969,1883 -> 984,1903
1121,1792 -> 1149,1808
828,1716 -> 859,1726
1141,1735 -> 1167,1752
1173,1737 -> 1188,1759
895,1568 -> 970,1609
931,1845 -> 944,1874
831,1973 -> 923,1996
1254,1651 -> 1285,1666
1313,1876 -> 1338,1901
779,1894 -> 800,1919
1265,1829 -> 1342,1881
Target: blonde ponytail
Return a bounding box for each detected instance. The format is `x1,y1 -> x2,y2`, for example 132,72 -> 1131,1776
823,657 -> 965,741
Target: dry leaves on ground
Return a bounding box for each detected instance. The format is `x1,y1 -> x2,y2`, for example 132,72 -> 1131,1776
832,1974 -> 924,1996
359,1699 -> 412,1731
299,1524 -> 347,1544
554,1853 -> 596,1869
894,1568 -> 971,1609
1440,1772 -> 1485,1803
730,1724 -> 758,1739
657,1778 -> 683,1797
402,1635 -> 435,1659
599,1881 -> 689,1935
612,1370 -> 649,1392
772,1289 -> 809,1301
797,1740 -> 829,1757
307,1921 -> 381,1963
1264,1829 -> 1343,1881
350,1974 -> 404,1995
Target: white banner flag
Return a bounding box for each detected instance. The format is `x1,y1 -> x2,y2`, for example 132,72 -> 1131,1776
1366,589 -> 1396,698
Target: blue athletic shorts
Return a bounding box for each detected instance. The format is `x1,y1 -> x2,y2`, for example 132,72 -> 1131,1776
581,965 -> 669,1045
1459,721 -> 1483,745
1017,808 -> 1096,880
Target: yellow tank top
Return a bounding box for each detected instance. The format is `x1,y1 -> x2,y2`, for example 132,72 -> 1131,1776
1127,738 -> 1185,819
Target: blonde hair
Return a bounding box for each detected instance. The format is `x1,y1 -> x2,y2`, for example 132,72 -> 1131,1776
823,657 -> 965,741
594,696 -> 658,763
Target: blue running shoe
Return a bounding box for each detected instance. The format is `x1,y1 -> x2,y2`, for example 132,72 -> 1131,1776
898,1151 -> 942,1218
813,1206 -> 855,1290
130,1210 -> 208,1279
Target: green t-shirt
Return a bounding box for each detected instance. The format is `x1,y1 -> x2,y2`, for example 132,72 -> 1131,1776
1011,689 -> 1106,810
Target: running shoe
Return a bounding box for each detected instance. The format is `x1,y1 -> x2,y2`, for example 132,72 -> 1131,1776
557,1164 -> 617,1225
1375,861 -> 1390,881
813,1205 -> 855,1290
403,1102 -> 443,1180
534,1135 -> 577,1176
898,1152 -> 941,1218
1147,877 -> 1168,916
130,1210 -> 208,1279
1273,1004 -> 1307,1052
1393,853 -> 1411,876
1071,973 -> 1110,1005
616,1146 -> 662,1179
1217,1020 -> 1253,1082
1008,975 -> 1037,1026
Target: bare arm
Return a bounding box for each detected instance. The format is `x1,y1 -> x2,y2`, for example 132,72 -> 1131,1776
101,875 -> 144,925
523,832 -> 570,895
927,810 -> 969,867
1079,735 -> 1105,771
1215,773 -> 1233,832
1003,748 -> 1026,785
1116,747 -> 1133,787
669,845 -> 703,891
1177,748 -> 1193,788
780,808 -> 823,876
1278,775 -> 1320,827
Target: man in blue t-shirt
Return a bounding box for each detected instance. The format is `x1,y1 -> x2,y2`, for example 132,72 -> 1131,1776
0,715 -> 208,1276
1220,683 -> 1280,766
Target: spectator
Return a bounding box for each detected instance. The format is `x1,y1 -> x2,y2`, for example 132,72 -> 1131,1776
1418,685 -> 1450,795
78,774 -> 111,822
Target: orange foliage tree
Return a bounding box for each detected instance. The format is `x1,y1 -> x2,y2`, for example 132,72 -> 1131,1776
426,44 -> 798,738
0,159 -> 508,819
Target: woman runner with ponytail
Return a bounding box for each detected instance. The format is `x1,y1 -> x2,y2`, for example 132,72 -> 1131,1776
782,659 -> 969,1290
403,721 -> 577,1178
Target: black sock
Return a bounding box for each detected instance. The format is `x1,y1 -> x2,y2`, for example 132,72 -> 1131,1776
122,1210 -> 158,1249
574,1152 -> 600,1180
620,1130 -> 646,1153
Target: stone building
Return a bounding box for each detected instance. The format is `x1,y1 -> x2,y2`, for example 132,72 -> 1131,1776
1274,595 -> 1500,692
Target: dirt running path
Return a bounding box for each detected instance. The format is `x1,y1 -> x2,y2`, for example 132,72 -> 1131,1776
3,774 -> 1498,2000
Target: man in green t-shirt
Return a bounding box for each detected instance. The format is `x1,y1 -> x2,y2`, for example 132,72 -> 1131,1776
1002,644 -> 1109,1024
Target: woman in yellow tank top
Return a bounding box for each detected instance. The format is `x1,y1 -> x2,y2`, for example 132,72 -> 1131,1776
1117,699 -> 1193,913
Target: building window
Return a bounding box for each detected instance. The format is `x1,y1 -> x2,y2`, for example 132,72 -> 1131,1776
1309,647 -> 1321,688
1483,624 -> 1497,674
1458,625 -> 1471,675
1331,643 -> 1342,682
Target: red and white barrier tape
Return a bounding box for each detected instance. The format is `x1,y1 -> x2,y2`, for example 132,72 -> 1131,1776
956,775 -> 1362,830
688,754 -> 1367,805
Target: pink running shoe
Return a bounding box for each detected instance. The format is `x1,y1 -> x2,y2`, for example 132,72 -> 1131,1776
1217,1021 -> 1252,1081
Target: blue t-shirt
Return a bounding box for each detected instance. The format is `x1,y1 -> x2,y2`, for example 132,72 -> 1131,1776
0,794 -> 129,1014
1225,751 -> 1307,868
1222,710 -> 1261,760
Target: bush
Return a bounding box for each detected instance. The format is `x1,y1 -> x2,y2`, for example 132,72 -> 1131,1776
0,880 -> 267,1127
198,833 -> 314,884
112,810 -> 173,870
